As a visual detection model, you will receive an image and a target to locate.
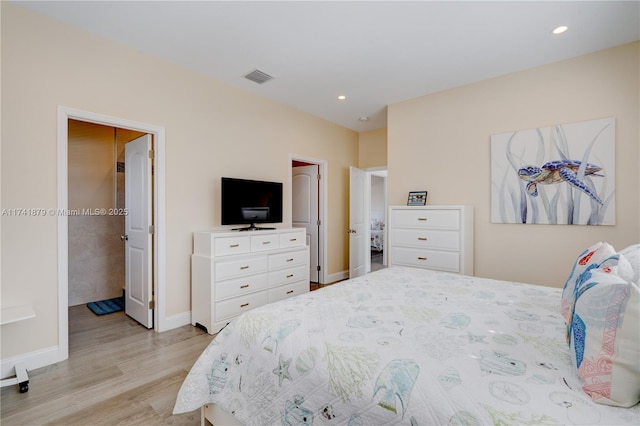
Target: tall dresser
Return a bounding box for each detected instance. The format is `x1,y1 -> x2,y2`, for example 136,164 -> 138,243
191,228 -> 309,334
388,205 -> 473,275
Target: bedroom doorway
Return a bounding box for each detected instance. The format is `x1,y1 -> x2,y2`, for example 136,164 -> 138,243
291,155 -> 327,285
57,107 -> 167,364
349,167 -> 387,278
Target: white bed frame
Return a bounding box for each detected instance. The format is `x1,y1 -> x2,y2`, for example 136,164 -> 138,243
201,403 -> 242,426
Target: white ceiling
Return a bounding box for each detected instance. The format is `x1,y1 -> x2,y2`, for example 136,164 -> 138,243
15,1 -> 640,132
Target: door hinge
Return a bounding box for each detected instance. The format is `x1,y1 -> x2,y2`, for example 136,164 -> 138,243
316,219 -> 321,226
149,300 -> 155,310
316,265 -> 321,271
317,174 -> 321,180
149,225 -> 154,234
148,149 -> 154,160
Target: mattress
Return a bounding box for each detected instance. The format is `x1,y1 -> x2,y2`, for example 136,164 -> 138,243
174,266 -> 639,425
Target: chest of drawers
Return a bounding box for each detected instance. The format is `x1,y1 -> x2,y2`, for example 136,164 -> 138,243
191,228 -> 309,334
388,206 -> 473,275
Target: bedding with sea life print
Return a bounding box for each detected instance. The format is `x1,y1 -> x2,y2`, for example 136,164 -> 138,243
173,266 -> 640,425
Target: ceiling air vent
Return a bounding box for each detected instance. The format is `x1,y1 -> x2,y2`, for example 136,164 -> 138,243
243,69 -> 274,85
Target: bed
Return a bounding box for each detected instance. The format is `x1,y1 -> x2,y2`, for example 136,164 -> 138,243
174,244 -> 640,425
370,229 -> 384,252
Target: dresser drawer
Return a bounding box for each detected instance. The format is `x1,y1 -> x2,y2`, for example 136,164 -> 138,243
215,256 -> 268,281
268,265 -> 308,288
392,247 -> 460,273
269,248 -> 308,270
391,229 -> 460,251
213,235 -> 251,256
279,229 -> 305,248
268,280 -> 309,303
251,233 -> 280,252
215,291 -> 268,322
391,209 -> 460,230
215,274 -> 268,301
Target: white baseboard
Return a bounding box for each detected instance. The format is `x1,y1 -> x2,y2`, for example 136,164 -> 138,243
1,345 -> 62,380
159,311 -> 191,332
326,270 -> 348,284
1,311 -> 192,381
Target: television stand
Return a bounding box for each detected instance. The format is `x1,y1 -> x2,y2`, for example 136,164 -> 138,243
232,223 -> 276,231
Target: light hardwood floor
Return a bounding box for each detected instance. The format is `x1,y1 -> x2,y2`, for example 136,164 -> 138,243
1,305 -> 213,425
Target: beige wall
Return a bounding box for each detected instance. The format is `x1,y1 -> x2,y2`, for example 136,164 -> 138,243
358,128 -> 387,168
1,3 -> 357,359
388,42 -> 640,287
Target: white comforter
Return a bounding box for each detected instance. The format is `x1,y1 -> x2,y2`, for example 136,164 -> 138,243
174,266 -> 639,425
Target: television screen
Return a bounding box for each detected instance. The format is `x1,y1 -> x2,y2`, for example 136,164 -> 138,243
221,177 -> 283,230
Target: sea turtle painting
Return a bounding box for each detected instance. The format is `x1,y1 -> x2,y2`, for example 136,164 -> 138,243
517,160 -> 604,205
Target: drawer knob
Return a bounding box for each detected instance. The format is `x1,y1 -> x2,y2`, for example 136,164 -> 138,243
230,244 -> 240,248
240,303 -> 249,308
286,274 -> 294,278
286,290 -> 294,294
418,237 -> 427,241
262,241 -> 271,245
289,238 -> 297,242
240,284 -> 249,289
286,258 -> 294,262
418,256 -> 427,261
418,217 -> 428,221
240,265 -> 250,270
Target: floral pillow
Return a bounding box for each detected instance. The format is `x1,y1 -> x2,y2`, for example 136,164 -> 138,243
568,267 -> 640,407
561,242 -> 616,325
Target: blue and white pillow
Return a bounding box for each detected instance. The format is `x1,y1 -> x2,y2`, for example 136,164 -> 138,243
568,267 -> 640,407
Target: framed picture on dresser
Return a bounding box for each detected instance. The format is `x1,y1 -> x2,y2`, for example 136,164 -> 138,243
407,191 -> 428,206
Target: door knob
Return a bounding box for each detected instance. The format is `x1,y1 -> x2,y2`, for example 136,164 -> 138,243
120,235 -> 128,241
347,228 -> 356,234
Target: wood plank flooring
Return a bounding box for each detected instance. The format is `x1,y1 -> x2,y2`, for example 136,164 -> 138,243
1,305 -> 213,425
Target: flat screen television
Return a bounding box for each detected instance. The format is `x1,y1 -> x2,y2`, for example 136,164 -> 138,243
221,177 -> 283,231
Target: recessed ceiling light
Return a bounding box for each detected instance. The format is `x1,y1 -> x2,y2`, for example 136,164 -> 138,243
337,95 -> 346,100
552,25 -> 569,35
358,116 -> 369,122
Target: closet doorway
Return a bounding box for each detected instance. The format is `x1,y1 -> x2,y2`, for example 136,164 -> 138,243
57,107 -> 166,364
291,156 -> 327,285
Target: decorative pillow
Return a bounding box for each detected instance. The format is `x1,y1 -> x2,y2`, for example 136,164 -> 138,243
562,242 -> 616,325
619,244 -> 640,284
568,268 -> 640,407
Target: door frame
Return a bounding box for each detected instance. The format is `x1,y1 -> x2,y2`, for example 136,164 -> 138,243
289,154 -> 327,285
57,106 -> 166,363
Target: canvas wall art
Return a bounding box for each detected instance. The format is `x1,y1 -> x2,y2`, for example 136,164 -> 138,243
491,117 -> 615,225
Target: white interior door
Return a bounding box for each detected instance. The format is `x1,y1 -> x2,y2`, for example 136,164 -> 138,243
292,165 -> 319,283
124,135 -> 153,328
349,166 -> 369,278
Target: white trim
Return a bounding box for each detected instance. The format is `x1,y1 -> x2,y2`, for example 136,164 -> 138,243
289,154 -> 328,285
162,311 -> 192,332
1,345 -> 59,380
326,270 -> 349,284
56,106 -> 167,367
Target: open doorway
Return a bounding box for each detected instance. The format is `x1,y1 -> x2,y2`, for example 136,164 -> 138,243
291,156 -> 327,286
369,170 -> 387,272
67,120 -> 145,312
57,107 -> 166,365
349,166 -> 387,278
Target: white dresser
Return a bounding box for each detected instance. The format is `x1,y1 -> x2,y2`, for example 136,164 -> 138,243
191,228 -> 309,334
388,205 -> 473,275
